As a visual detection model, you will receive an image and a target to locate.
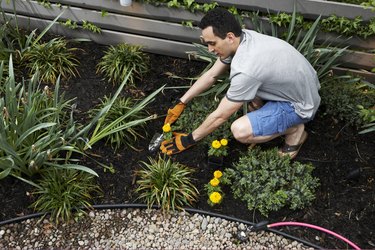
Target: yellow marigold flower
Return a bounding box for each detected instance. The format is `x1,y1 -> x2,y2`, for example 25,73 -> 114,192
213,170 -> 223,179
212,140 -> 221,149
209,192 -> 222,204
220,139 -> 228,146
210,178 -> 220,187
162,123 -> 171,133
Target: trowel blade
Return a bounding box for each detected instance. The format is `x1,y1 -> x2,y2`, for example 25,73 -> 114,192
148,133 -> 164,152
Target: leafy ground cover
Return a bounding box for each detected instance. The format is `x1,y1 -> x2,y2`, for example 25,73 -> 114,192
0,41 -> 374,249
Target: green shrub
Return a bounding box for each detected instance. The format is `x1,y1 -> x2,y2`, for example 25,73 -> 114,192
31,168 -> 101,224
320,79 -> 375,128
88,95 -> 149,150
96,43 -> 149,86
22,37 -> 80,84
221,147 -> 320,217
135,155 -> 199,213
320,15 -> 374,38
358,104 -> 375,134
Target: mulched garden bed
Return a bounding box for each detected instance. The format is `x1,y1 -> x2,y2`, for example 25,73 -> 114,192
0,40 -> 374,249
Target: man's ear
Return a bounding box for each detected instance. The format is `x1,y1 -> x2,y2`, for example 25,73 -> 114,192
226,32 -> 236,43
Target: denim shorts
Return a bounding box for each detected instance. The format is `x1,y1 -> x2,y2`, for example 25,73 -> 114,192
247,101 -> 309,136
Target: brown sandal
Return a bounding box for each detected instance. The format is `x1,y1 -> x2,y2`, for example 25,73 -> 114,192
279,131 -> 308,159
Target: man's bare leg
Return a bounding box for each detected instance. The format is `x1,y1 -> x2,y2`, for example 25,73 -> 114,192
231,115 -> 306,146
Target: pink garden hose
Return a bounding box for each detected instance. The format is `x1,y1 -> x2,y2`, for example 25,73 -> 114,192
267,221 -> 361,250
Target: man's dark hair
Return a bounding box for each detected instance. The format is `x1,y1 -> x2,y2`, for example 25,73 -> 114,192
198,8 -> 242,39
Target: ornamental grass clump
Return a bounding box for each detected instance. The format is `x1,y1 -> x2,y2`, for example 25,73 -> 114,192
96,43 -> 149,86
221,147 -> 320,217
205,170 -> 224,206
31,168 -> 101,224
135,155 -> 199,214
22,37 -> 80,84
208,138 -> 228,157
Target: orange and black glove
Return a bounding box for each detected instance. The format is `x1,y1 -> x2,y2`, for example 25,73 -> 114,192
164,100 -> 186,125
160,132 -> 195,155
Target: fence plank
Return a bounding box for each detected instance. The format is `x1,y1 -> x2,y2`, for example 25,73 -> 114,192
5,13 -> 195,58
201,0 -> 375,21
1,0 -> 201,43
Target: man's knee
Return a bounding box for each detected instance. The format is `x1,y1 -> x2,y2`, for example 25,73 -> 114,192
231,119 -> 253,143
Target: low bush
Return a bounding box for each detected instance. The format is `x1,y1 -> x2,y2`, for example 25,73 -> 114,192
221,147 -> 320,217
320,79 -> 375,128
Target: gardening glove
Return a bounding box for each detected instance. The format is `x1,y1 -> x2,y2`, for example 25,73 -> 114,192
160,132 -> 195,155
164,99 -> 186,125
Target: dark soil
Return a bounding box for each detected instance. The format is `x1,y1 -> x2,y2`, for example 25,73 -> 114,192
1,41 -> 374,249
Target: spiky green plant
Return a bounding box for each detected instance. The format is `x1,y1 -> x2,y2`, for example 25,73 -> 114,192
22,37 -> 80,84
135,155 -> 199,213
0,10 -> 64,78
88,95 -> 149,150
0,57 -> 97,184
96,43 -> 150,86
83,80 -> 164,150
31,168 -> 101,224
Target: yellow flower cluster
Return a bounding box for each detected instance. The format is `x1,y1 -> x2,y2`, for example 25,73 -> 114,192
214,170 -> 223,179
209,192 -> 222,204
211,139 -> 228,149
162,123 -> 171,133
162,123 -> 173,140
210,178 -> 220,187
207,170 -> 224,205
209,139 -> 228,157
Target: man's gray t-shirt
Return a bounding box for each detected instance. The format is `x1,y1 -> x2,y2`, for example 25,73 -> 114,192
225,30 -> 321,119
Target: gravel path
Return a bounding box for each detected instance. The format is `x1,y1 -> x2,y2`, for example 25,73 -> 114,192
0,208 -> 313,249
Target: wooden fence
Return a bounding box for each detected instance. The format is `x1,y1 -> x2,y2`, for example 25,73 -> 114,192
1,0 -> 374,81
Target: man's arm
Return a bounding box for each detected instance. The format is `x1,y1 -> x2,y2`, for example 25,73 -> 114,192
180,58 -> 229,104
160,96 -> 242,155
192,96 -> 243,141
